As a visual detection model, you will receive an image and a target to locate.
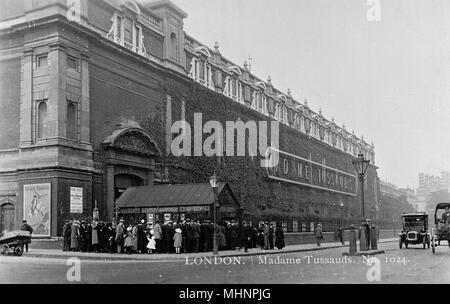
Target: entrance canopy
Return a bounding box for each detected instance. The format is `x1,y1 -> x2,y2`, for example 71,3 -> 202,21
117,182 -> 239,211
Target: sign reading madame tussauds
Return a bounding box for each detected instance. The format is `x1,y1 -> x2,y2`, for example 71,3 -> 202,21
265,148 -> 356,196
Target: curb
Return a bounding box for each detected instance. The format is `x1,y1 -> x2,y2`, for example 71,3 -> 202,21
21,239 -> 397,261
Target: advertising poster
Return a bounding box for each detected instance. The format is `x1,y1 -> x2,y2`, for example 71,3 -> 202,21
23,183 -> 51,237
301,222 -> 306,232
147,213 -> 154,225
164,213 -> 171,224
70,187 -> 83,214
293,220 -> 298,232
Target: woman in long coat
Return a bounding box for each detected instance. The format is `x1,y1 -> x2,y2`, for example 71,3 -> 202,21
124,226 -> 134,254
132,224 -> 138,253
70,220 -> 80,251
218,224 -> 226,250
275,225 -> 285,250
91,221 -> 99,252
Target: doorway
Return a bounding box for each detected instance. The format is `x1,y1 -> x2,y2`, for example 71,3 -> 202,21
114,174 -> 144,200
1,203 -> 15,234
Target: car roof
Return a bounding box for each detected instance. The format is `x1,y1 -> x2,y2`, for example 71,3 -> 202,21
435,203 -> 450,210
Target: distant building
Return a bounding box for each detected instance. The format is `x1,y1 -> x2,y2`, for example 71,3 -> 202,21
418,172 -> 450,196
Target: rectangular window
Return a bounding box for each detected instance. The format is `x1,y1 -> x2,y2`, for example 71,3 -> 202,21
297,163 -> 303,178
231,79 -> 237,98
135,25 -> 141,52
206,66 -> 211,86
66,56 -> 78,71
124,17 -> 133,44
37,55 -> 48,68
116,16 -> 123,40
199,60 -> 205,81
305,165 -> 310,180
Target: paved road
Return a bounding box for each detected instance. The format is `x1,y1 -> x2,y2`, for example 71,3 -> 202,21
1,241 -> 449,284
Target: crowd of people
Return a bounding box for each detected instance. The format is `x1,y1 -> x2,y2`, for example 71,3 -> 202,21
62,218 -> 286,254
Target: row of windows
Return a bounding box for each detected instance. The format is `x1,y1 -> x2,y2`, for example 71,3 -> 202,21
36,101 -> 78,141
108,14 -> 145,56
34,53 -> 80,71
187,60 -> 371,159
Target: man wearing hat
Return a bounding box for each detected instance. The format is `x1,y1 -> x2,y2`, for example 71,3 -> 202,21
62,220 -> 72,251
70,220 -> 80,251
115,219 -> 125,253
20,220 -> 33,252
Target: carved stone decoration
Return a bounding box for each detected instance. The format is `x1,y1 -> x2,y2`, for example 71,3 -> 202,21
319,126 -> 325,140
114,131 -> 160,155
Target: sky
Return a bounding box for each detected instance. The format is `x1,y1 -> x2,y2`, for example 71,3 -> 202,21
171,0 -> 450,189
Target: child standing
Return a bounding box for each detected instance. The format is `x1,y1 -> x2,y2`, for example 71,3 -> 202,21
173,228 -> 182,254
147,229 -> 156,254
124,226 -> 134,254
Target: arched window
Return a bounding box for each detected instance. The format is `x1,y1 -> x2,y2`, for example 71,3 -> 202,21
170,32 -> 178,61
37,101 -> 47,139
67,102 -> 77,140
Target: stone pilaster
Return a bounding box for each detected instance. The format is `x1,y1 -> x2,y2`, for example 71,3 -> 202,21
19,48 -> 34,146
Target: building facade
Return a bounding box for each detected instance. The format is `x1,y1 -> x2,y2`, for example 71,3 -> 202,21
0,0 -> 377,237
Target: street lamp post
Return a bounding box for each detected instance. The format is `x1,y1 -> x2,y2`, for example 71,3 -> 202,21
339,201 -> 345,226
352,153 -> 371,219
209,171 -> 219,256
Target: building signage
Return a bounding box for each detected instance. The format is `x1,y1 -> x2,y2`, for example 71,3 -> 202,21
266,148 -> 357,196
180,206 -> 210,212
23,183 -> 51,237
70,187 -> 83,214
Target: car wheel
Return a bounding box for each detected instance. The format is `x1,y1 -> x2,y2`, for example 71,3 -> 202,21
14,246 -> 23,256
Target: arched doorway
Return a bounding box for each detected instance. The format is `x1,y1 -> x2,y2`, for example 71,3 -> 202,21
1,203 -> 15,234
115,173 -> 144,200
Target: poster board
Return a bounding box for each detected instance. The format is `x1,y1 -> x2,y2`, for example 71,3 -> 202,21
23,183 -> 51,237
70,187 -> 83,214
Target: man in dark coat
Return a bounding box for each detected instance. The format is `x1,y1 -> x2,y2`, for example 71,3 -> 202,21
238,221 -> 251,252
192,220 -> 201,253
269,223 -> 275,250
85,222 -> 92,252
162,222 -> 174,253
230,222 -> 239,250
275,224 -> 285,250
185,220 -> 194,253
20,220 -> 33,252
62,220 -> 72,251
137,219 -> 148,253
200,221 -> 209,252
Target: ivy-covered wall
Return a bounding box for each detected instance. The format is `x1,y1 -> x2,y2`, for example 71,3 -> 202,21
88,26 -> 378,230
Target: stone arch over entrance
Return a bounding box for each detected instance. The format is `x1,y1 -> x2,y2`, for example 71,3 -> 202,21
102,127 -> 162,221
0,197 -> 16,234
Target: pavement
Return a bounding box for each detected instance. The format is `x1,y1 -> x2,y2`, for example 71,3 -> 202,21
22,238 -> 398,261
3,239 -> 447,284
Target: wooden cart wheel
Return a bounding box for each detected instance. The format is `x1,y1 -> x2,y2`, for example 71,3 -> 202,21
14,246 -> 23,256
1,244 -> 9,255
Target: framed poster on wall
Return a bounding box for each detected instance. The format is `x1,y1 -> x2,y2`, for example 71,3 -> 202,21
70,187 -> 83,214
23,183 -> 51,237
164,213 -> 171,224
147,213 -> 154,225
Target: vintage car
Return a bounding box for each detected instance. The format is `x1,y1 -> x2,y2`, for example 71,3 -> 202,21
399,212 -> 430,249
430,203 -> 450,254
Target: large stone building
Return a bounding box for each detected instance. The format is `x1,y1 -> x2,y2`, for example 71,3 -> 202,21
0,0 -> 377,237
